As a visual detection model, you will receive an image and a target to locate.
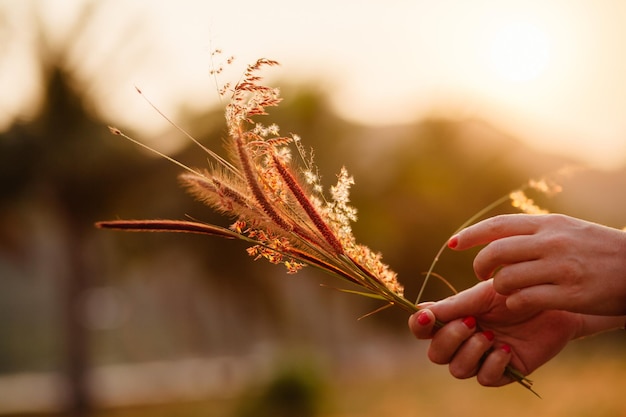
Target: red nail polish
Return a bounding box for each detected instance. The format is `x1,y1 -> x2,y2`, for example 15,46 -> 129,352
483,330 -> 495,341
501,344 -> 511,354
416,311 -> 432,326
462,316 -> 476,329
448,235 -> 459,249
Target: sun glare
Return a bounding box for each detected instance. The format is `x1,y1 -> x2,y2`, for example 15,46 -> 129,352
488,21 -> 552,82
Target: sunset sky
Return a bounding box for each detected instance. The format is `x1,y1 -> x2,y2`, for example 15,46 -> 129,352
2,0 -> 626,169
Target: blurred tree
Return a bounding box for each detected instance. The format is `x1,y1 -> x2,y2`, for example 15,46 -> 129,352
0,64 -> 147,417
0,3 -> 178,415
0,4 -> 580,415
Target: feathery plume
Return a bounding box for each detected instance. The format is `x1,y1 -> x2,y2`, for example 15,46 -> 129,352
97,57 -> 538,394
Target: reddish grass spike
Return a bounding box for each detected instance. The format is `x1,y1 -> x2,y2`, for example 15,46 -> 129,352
212,178 -> 251,209
234,128 -> 291,232
179,172 -> 253,214
95,220 -> 237,238
271,153 -> 344,254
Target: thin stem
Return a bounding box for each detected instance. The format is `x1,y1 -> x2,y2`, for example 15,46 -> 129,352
415,193 -> 512,304
134,87 -> 241,178
108,127 -> 206,179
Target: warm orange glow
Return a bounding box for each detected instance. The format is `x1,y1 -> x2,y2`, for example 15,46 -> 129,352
1,1 -> 626,169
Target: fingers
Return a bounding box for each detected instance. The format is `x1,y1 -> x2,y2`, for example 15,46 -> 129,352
447,330 -> 495,379
505,284 -> 561,312
428,316 -> 477,365
408,309 -> 436,339
448,214 -> 541,251
476,345 -> 514,387
426,280 -> 495,324
489,258 -> 548,294
408,306 -> 516,388
472,235 -> 540,280
427,318 -> 514,386
476,260 -> 564,312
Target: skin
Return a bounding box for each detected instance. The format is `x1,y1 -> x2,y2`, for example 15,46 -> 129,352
409,213 -> 626,387
409,280 -> 625,386
453,213 -> 626,316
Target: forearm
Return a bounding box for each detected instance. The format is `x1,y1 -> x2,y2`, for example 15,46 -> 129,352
574,314 -> 626,339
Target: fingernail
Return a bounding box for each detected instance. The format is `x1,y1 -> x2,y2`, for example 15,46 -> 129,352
416,310 -> 432,326
483,330 -> 495,341
447,235 -> 459,249
501,344 -> 511,354
462,316 -> 476,329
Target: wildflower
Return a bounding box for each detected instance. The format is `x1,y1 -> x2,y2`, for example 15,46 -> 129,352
99,58 -> 405,298
528,178 -> 562,196
509,190 -> 549,214
97,58 -> 535,394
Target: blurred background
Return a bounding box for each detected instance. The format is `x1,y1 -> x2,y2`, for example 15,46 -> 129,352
1,1 -> 625,416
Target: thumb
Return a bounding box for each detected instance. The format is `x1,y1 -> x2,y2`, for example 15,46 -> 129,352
428,279 -> 495,323
408,308 -> 437,339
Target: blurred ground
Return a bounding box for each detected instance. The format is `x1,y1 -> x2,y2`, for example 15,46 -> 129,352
0,335 -> 624,417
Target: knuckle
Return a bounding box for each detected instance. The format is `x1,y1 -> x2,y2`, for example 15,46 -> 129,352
492,267 -> 512,294
546,213 -> 571,227
476,372 -> 497,387
506,290 -> 533,311
541,232 -> 571,253
485,214 -> 509,234
427,321 -> 474,365
449,362 -> 474,380
428,349 -> 449,365
553,257 -> 583,285
475,347 -> 514,387
474,241 -> 504,279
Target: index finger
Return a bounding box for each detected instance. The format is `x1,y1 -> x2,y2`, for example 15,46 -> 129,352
449,214 -> 544,251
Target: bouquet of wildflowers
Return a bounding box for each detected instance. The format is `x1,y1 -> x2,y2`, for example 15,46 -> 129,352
98,57 -> 562,395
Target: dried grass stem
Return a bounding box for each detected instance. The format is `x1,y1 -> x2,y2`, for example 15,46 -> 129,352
271,153 -> 344,255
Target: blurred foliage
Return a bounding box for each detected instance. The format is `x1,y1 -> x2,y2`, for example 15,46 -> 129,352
2,4 -> 623,415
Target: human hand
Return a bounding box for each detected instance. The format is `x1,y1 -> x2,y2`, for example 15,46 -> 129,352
408,279 -> 582,387
448,214 -> 626,316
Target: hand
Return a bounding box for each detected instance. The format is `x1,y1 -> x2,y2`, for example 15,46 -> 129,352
408,279 -> 583,387
449,214 -> 626,315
